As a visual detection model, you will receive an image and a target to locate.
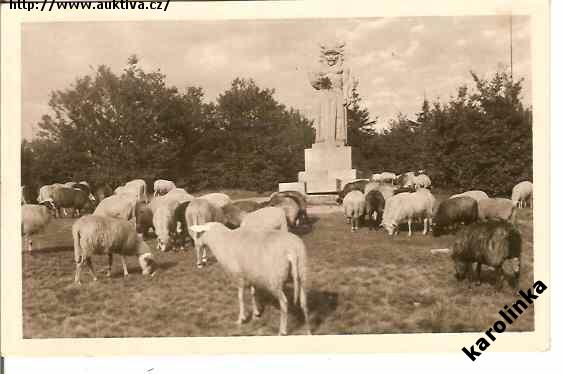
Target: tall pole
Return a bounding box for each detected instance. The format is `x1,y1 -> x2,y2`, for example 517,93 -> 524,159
510,14 -> 513,80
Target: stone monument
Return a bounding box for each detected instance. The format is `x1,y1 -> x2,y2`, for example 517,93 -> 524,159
279,41 -> 364,195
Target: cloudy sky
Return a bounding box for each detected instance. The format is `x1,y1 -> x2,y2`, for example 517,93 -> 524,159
22,16 -> 530,139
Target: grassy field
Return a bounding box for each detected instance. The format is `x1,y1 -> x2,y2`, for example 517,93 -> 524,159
22,201 -> 534,338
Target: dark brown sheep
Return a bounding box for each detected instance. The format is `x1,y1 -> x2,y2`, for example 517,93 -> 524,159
336,180 -> 369,205
451,220 -> 521,289
433,196 -> 478,236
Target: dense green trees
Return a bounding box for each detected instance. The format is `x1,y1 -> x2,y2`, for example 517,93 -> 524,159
22,57 -> 531,196
359,71 -> 532,195
22,58 -> 314,193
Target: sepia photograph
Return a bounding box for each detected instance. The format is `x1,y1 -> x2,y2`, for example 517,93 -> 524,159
1,0 -> 550,356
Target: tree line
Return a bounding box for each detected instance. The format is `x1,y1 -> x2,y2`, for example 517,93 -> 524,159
22,56 -> 532,197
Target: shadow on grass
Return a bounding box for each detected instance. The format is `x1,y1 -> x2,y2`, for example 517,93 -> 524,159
26,245 -> 74,255
255,286 -> 339,333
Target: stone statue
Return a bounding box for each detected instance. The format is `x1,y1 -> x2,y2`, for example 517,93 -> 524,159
308,42 -> 355,146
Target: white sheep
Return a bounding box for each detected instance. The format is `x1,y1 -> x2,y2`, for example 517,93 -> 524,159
450,190 -> 489,202
199,192 -> 232,209
478,198 -> 516,222
72,215 -> 157,284
93,194 -> 136,221
21,203 -> 54,252
184,198 -> 225,268
123,179 -> 148,202
414,174 -> 432,189
381,188 -> 436,236
343,190 -> 365,231
152,198 -> 182,252
240,206 -> 288,231
164,188 -> 194,202
190,222 -> 311,335
511,181 -> 533,208
153,179 -> 176,197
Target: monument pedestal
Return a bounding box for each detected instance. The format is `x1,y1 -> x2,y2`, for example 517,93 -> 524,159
278,142 -> 363,194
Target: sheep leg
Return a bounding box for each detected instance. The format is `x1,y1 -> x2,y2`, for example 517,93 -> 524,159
251,286 -> 261,319
475,263 -> 482,285
278,289 -> 288,336
495,267 -> 504,290
106,253 -> 113,277
237,286 -> 246,325
300,286 -> 311,335
408,218 -> 412,236
120,255 -> 129,278
422,218 -> 428,235
74,261 -> 83,285
86,258 -> 98,282
202,246 -> 208,265
196,245 -> 203,268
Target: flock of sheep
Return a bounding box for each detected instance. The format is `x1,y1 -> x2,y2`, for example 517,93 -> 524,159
21,179 -> 311,335
20,173 -> 533,335
337,171 -> 532,289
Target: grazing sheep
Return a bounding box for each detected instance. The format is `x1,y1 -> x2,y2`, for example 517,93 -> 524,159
343,190 -> 366,232
337,180 -> 370,205
153,179 -> 176,197
397,172 -> 416,188
240,206 -> 288,232
72,215 -> 157,284
450,190 -> 489,202
164,188 -> 194,202
199,192 -> 232,209
511,181 -> 533,208
94,184 -> 113,205
72,182 -> 96,201
379,172 -> 396,184
451,220 -> 521,289
232,200 -> 263,213
478,198 -> 516,222
174,200 -> 192,242
190,222 -> 311,336
152,198 -> 183,252
184,198 -> 226,268
371,173 -> 383,183
222,203 -> 247,229
123,179 -> 148,202
364,190 -> 385,230
94,194 -> 136,221
433,196 -> 478,236
51,187 -> 93,218
135,201 -> 154,238
269,196 -> 300,227
37,183 -> 63,204
381,188 -> 435,236
270,191 -> 309,225
21,203 -> 55,252
413,174 -> 432,189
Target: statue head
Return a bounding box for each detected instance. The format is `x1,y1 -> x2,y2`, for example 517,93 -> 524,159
320,41 -> 345,67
